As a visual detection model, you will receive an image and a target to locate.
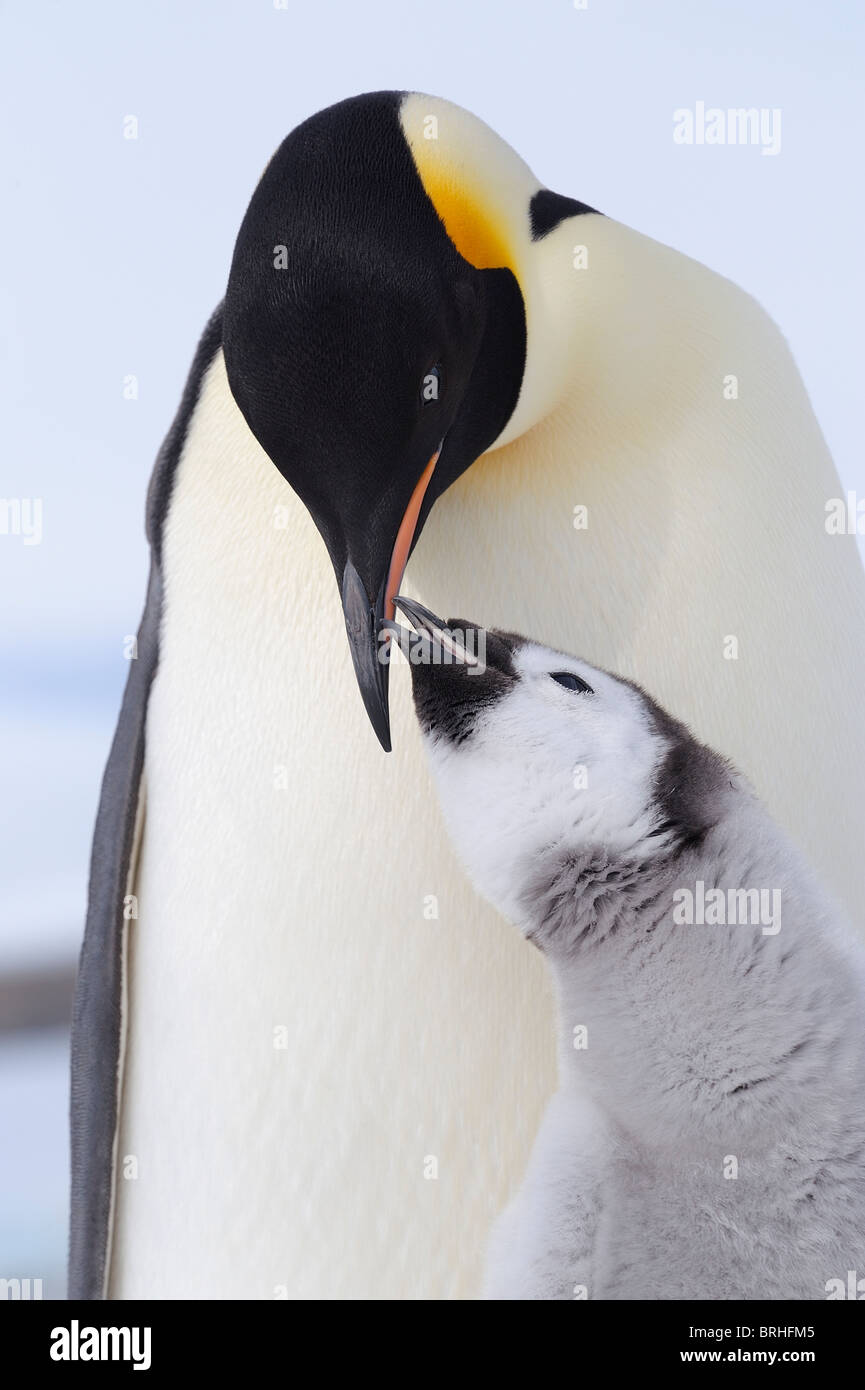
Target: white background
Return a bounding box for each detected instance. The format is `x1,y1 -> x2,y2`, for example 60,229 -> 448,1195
0,0 -> 862,1295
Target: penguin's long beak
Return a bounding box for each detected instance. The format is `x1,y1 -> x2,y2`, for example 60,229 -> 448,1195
340,446 -> 442,753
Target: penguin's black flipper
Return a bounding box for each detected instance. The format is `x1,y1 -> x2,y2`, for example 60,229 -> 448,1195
68,305 -> 224,1299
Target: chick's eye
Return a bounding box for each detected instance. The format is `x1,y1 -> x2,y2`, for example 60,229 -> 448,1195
420,364 -> 442,405
550,671 -> 593,694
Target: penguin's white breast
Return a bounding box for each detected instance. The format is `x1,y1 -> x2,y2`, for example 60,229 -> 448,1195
109,350 -> 555,1299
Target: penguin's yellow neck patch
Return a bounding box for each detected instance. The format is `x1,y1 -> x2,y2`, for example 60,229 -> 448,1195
416,160 -> 515,274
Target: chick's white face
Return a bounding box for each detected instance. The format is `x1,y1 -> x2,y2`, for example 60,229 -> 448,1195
419,639 -> 670,925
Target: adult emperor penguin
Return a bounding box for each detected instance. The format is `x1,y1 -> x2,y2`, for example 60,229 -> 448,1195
70,91 -> 865,1300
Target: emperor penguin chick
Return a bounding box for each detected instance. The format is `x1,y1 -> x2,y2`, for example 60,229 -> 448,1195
395,598 -> 865,1301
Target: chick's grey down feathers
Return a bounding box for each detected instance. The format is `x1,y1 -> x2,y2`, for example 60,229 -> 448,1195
404,615 -> 865,1300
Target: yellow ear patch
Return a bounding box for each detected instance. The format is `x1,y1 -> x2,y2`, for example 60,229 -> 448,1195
416,161 -> 515,274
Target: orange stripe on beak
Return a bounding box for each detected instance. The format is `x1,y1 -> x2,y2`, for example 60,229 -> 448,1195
383,446 -> 441,621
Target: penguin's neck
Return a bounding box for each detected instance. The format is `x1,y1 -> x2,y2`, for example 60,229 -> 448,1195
501,212 -> 782,451
400,93 -> 797,458
400,92 -> 575,445
397,85 -> 840,519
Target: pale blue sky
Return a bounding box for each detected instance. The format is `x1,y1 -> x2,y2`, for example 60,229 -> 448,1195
0,0 -> 863,1286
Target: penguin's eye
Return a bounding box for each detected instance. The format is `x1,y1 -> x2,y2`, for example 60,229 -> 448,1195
420,364 -> 443,405
550,671 -> 593,694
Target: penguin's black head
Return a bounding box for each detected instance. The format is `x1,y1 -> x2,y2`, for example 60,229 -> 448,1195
223,91 -> 527,750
